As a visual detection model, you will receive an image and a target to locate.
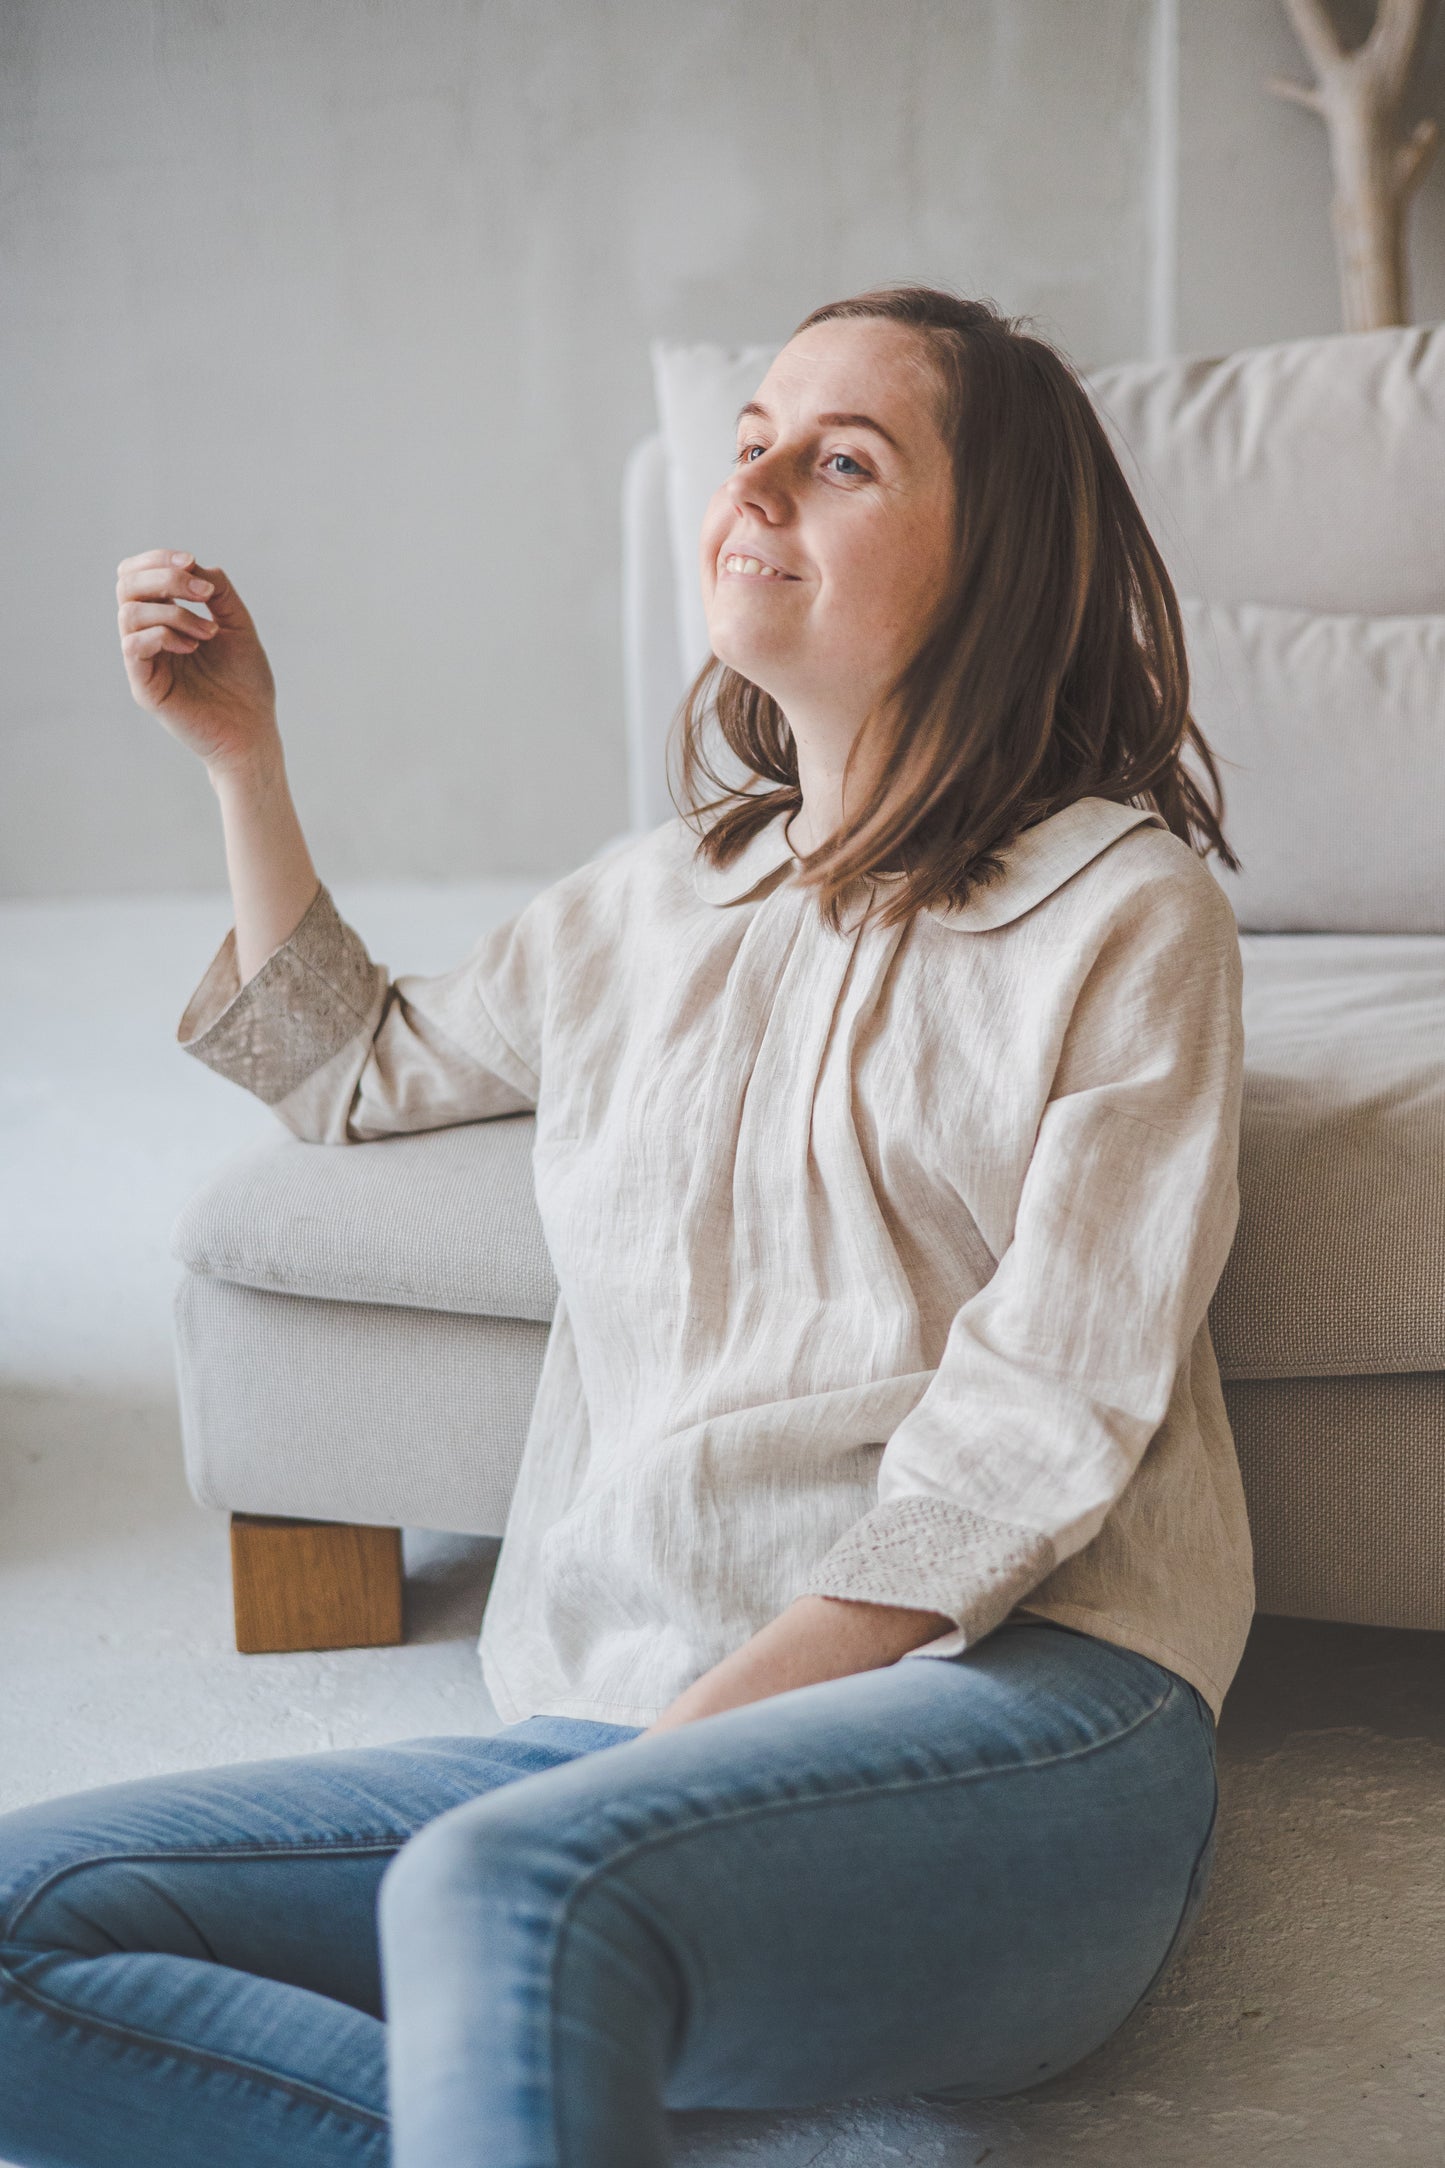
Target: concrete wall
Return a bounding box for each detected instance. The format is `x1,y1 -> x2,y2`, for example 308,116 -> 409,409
2,0 -> 1441,898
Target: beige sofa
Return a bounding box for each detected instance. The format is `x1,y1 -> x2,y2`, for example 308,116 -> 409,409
174,320 -> 1445,1651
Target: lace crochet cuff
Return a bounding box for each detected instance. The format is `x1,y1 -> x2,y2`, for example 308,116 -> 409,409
177,883 -> 383,1106
803,1493 -> 1056,1642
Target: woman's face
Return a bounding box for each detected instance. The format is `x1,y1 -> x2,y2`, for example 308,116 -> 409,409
699,318 -> 957,726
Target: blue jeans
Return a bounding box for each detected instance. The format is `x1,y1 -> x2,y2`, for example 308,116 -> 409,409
0,1620 -> 1216,2168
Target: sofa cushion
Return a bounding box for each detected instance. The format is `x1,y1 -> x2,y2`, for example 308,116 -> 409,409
175,941 -> 1445,1384
1182,599 -> 1445,935
1088,323 -> 1445,617
1215,934 -> 1445,1378
172,1114 -> 559,1323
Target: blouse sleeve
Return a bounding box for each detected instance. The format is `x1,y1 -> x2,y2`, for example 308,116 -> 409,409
802,865 -> 1245,1649
176,881 -> 546,1143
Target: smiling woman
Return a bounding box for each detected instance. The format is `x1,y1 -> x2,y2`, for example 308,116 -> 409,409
698,317 -> 957,859
0,283 -> 1250,2168
686,285 -> 1236,915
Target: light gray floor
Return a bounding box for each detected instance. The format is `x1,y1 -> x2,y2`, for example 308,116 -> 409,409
3,886 -> 1442,2166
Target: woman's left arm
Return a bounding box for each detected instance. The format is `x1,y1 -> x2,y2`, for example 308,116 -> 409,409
647,863 -> 1244,1733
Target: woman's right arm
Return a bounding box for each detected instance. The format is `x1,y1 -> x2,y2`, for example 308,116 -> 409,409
116,548 -> 320,979
117,547 -> 542,1141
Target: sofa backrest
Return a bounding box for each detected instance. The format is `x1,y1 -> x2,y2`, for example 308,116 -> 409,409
1090,327 -> 1445,617
625,324 -> 1445,930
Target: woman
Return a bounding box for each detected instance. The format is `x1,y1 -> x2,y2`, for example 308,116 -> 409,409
0,287 -> 1253,2166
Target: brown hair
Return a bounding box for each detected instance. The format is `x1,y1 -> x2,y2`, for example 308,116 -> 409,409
676,285 -> 1236,928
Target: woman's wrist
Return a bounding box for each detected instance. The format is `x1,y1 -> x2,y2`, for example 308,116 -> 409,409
203,719 -> 322,982
205,721 -> 286,801
642,1595 -> 954,1734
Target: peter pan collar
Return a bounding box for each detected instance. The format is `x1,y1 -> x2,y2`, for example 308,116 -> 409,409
689,796 -> 1167,929
689,810 -> 800,907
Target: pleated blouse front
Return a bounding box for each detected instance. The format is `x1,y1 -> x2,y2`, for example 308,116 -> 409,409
179,796 -> 1255,1724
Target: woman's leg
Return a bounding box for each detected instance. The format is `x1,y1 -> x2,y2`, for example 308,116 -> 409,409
379,1621 -> 1217,2168
0,1718 -> 637,2168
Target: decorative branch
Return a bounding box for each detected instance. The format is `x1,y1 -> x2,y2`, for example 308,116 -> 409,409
1270,0 -> 1440,330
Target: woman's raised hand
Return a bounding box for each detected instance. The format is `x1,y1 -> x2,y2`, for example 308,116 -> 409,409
116,549 -> 279,775
117,549 -> 321,979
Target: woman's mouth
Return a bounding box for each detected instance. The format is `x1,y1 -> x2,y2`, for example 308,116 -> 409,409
720,553 -> 799,580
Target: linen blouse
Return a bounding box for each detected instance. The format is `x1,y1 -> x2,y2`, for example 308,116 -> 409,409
178,795 -> 1255,1723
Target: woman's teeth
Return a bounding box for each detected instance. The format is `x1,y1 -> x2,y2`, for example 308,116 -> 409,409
723,554 -> 786,578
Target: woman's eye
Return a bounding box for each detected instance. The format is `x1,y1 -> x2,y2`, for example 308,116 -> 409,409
732,443 -> 868,475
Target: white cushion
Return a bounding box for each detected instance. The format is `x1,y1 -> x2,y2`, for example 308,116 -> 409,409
1088,325 -> 1445,617
172,1117 -> 559,1321
622,433 -> 691,829
1183,599 -> 1445,935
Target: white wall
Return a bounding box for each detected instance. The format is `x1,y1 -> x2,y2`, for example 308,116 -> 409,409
2,0 -> 1440,898
0,0 -> 1158,896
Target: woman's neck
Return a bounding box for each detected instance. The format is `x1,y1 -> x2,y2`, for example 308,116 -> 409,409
785,705 -> 876,856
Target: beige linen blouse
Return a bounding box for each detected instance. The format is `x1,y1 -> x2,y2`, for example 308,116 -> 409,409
179,796 -> 1255,1724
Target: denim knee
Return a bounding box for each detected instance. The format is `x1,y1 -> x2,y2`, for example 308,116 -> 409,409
378,1797 -> 498,1931
376,1781 -> 683,2013
0,1802 -> 105,1977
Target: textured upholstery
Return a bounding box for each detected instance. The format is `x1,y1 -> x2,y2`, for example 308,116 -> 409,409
1215,934 -> 1445,1379
1226,1373 -> 1445,1632
173,1115 -> 558,1322
175,1275 -> 547,1535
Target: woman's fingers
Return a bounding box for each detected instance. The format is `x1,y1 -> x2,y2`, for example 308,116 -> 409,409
118,598 -> 219,640
116,548 -> 205,589
116,547 -> 192,578
121,623 -> 200,659
115,553 -> 246,628
115,547 -> 276,743
117,558 -> 214,604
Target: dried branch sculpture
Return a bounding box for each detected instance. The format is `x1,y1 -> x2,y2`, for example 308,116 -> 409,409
1270,0 -> 1439,329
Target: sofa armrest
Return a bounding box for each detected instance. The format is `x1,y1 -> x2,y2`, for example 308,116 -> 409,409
171,1116 -> 557,1322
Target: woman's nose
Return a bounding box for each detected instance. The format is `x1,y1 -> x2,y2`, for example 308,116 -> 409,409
724,451 -> 790,522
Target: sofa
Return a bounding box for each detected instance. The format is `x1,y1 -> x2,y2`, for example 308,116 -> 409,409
173,319 -> 1445,1655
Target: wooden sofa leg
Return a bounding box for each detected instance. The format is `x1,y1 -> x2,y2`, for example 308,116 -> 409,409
229,1513 -> 405,1654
